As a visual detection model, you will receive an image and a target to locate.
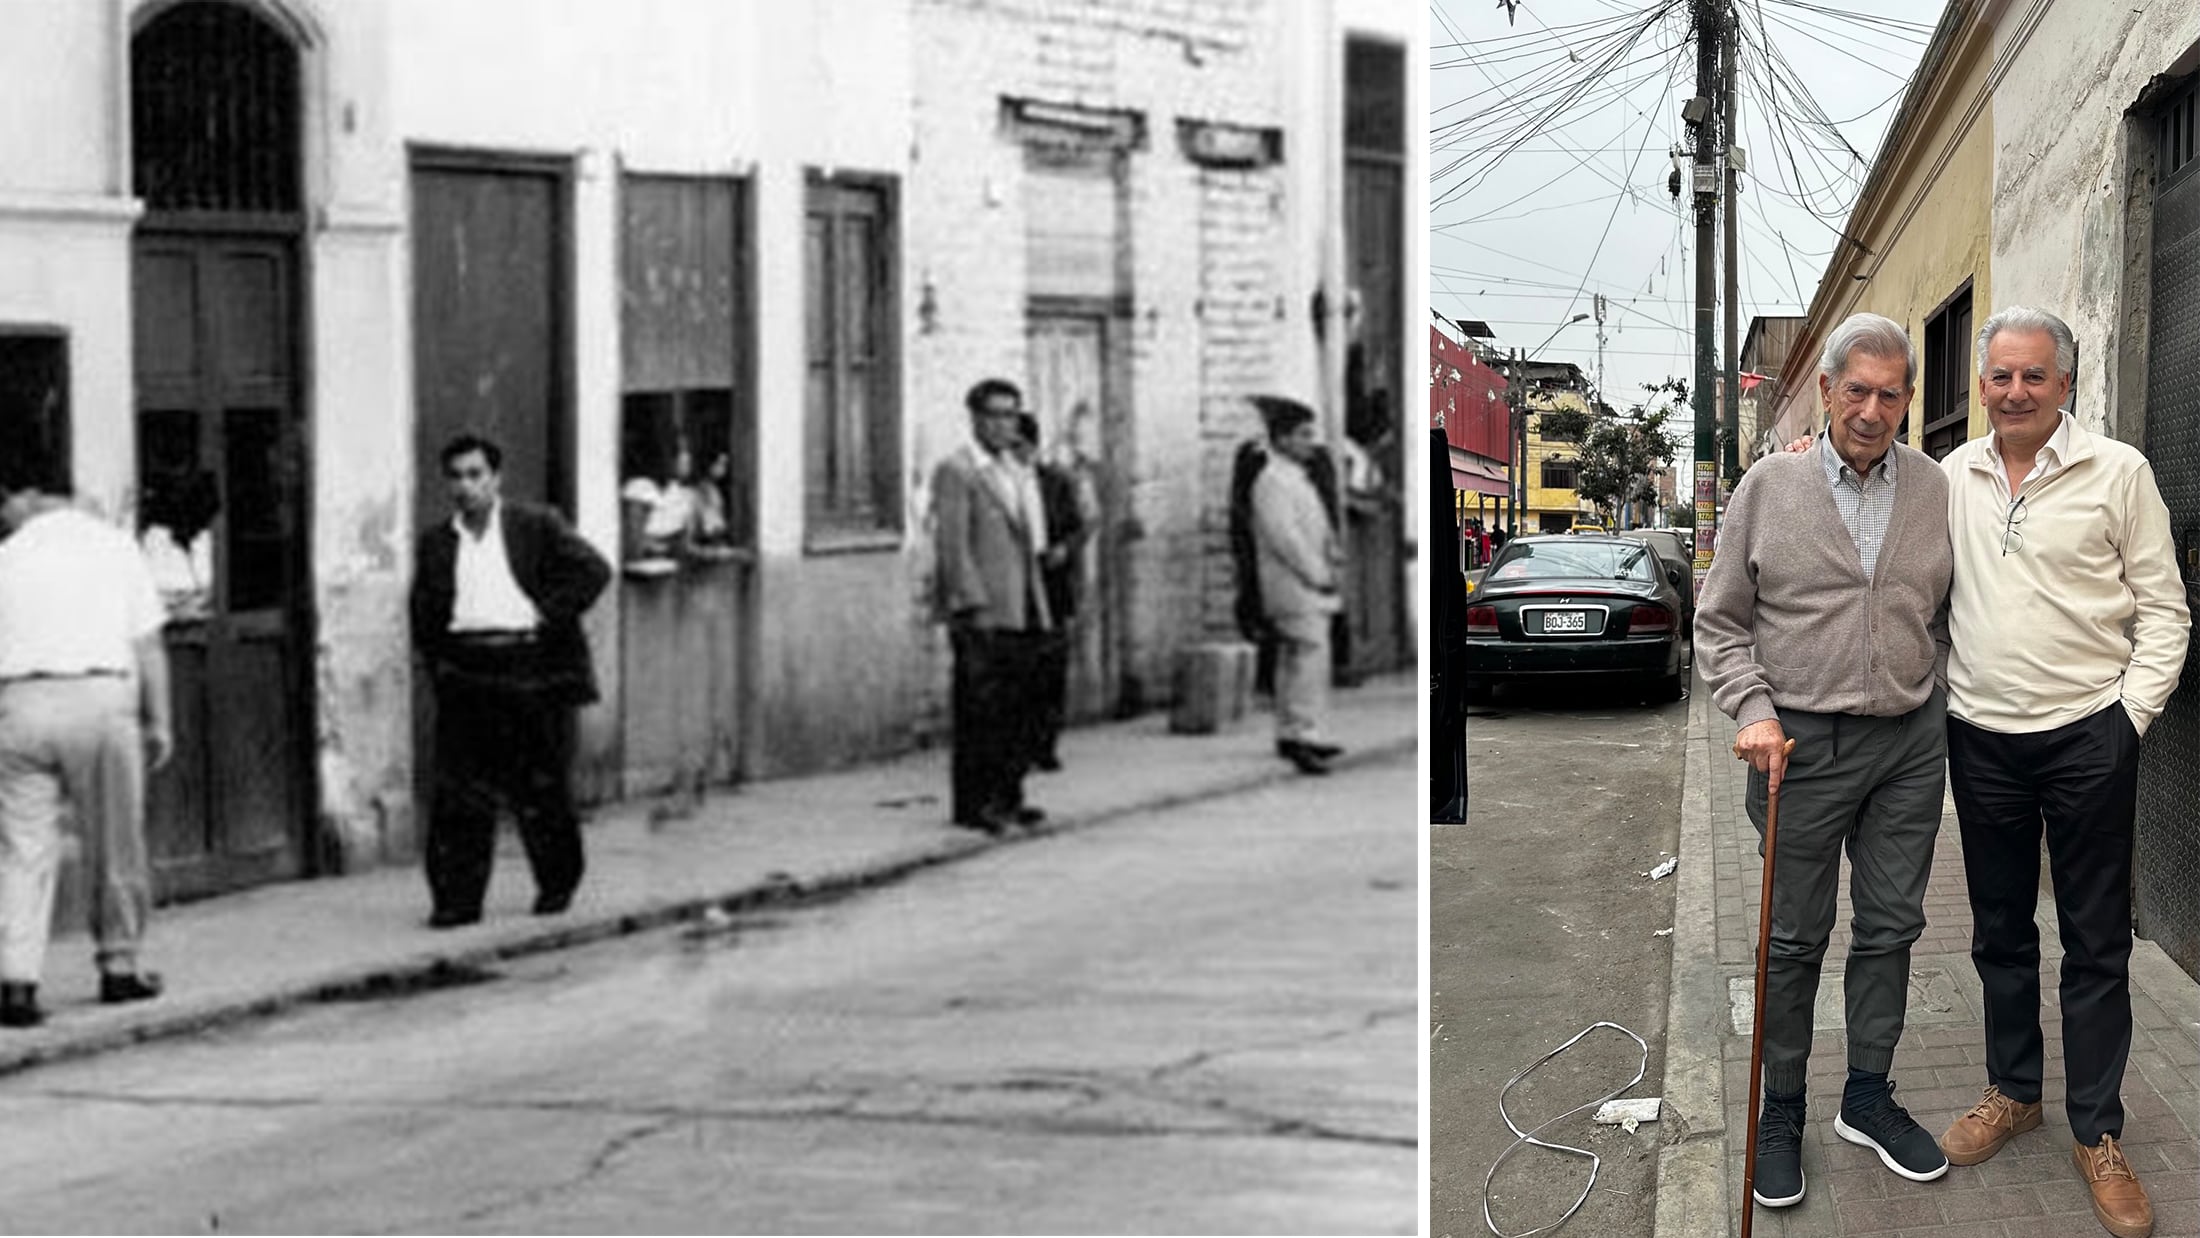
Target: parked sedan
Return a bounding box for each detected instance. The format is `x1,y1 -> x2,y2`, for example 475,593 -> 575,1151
1614,526 -> 1697,639
1464,535 -> 1689,703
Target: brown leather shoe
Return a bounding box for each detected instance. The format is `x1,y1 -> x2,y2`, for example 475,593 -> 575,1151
1939,1085 -> 2042,1165
2074,1135 -> 2153,1238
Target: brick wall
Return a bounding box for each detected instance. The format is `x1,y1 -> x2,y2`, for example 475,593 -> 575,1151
911,0 -> 1290,711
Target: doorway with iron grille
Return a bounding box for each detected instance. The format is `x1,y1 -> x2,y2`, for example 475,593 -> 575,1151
2136,69 -> 2200,982
127,0 -> 316,898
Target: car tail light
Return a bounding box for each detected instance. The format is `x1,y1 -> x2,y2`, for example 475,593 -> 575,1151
1466,605 -> 1499,636
1630,604 -> 1675,634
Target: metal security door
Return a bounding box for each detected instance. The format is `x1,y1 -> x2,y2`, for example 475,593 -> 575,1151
1027,314 -> 1124,721
133,235 -> 310,897
2136,77 -> 2200,980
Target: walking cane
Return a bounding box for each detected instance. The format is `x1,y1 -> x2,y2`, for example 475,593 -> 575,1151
1738,737 -> 1795,1238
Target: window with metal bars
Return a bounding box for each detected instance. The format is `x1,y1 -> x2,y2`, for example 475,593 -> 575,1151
2162,75 -> 2199,181
131,1 -> 300,216
1346,38 -> 1404,156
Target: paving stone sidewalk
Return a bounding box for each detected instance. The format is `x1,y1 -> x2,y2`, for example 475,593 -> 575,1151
1662,680 -> 2200,1238
0,675 -> 1414,1079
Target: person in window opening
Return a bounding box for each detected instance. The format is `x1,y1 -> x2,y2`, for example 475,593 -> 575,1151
932,379 -> 1053,835
692,451 -> 734,551
621,440 -> 703,568
138,471 -> 220,621
410,433 -> 611,930
1247,396 -> 1347,776
0,449 -> 173,1027
1011,411 -> 1090,774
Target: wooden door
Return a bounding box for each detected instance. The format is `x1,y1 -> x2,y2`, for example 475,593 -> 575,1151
409,154 -> 572,808
1026,314 -> 1124,720
133,233 -> 309,897
1345,153 -> 1408,675
410,157 -> 569,515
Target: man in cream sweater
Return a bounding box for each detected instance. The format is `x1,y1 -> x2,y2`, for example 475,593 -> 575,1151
1932,308 -> 2188,1238
1696,312 -> 1957,1212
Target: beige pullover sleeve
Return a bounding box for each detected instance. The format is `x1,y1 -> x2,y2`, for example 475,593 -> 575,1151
2114,460 -> 2191,735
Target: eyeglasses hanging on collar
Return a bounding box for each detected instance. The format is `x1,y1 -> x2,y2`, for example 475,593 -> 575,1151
2002,496 -> 2027,557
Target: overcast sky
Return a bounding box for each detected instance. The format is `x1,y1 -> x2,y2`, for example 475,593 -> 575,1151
1431,0 -> 1934,425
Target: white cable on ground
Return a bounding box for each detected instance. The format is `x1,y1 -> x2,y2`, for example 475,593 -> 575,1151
1481,1021 -> 1652,1238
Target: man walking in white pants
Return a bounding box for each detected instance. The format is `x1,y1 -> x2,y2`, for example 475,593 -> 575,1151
0,451 -> 173,1028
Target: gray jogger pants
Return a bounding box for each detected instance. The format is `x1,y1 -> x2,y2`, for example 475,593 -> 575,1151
1743,685 -> 1946,1095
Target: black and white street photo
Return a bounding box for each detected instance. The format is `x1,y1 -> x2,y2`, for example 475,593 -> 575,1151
0,1 -> 1423,1232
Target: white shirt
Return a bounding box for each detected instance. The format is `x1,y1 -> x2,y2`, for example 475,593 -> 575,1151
977,448 -> 1049,554
449,502 -> 543,633
1984,410 -> 2074,497
0,506 -> 166,678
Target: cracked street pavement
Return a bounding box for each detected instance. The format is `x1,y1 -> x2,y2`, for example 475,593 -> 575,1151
0,751 -> 1416,1235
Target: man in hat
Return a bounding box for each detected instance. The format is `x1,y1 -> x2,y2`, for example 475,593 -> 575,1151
933,379 -> 1053,833
1247,396 -> 1346,775
0,450 -> 173,1027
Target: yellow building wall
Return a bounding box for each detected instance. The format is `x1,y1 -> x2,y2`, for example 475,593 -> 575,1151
1524,389 -> 1594,529
1830,19 -> 1988,450
1811,18 -> 1994,450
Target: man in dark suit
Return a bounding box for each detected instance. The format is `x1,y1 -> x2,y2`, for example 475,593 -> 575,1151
411,433 -> 611,928
1013,412 -> 1089,773
933,380 -> 1054,834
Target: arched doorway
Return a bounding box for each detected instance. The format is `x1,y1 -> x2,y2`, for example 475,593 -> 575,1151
130,0 -> 312,897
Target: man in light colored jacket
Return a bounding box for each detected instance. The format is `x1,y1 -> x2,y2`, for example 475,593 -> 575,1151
1696,312 -> 1956,1213
933,378 -> 1054,834
1249,397 -> 1344,775
1931,307 -> 2187,1238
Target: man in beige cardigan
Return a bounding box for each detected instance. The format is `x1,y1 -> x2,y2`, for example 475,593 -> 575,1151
1696,312 -> 1956,1212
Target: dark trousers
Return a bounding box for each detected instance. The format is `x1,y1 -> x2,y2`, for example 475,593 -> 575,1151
1947,702 -> 2139,1144
950,626 -> 1044,823
427,651 -> 585,916
1745,688 -> 1947,1095
1032,631 -> 1070,764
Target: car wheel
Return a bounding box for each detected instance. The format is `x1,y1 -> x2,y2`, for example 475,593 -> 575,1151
1649,666 -> 1685,703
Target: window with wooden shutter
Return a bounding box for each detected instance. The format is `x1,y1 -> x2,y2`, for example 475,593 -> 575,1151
1922,284 -> 1973,461
804,172 -> 901,546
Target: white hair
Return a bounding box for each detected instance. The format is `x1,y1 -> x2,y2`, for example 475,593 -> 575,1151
1974,306 -> 2077,379
1818,312 -> 1917,386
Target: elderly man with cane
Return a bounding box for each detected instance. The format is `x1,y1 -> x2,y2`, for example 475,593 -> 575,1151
1695,311 -> 1955,1212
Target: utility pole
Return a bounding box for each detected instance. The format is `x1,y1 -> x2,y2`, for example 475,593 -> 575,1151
1512,348 -> 1528,534
1601,294 -> 1619,532
1721,1 -> 1741,496
1594,292 -> 1609,409
1689,0 -> 1721,589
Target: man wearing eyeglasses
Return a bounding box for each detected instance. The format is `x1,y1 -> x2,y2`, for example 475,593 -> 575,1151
1697,311 -> 1956,1211
1933,307 -> 2187,1238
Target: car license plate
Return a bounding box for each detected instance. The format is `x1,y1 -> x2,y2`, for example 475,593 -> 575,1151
1542,610 -> 1589,633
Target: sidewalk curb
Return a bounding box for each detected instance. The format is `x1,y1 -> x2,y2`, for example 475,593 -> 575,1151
1652,679 -> 1731,1238
0,733 -> 1415,1081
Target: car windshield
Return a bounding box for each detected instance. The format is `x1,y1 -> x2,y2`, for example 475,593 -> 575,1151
1489,541 -> 1654,582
